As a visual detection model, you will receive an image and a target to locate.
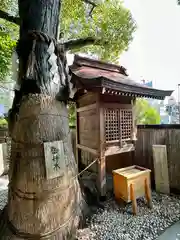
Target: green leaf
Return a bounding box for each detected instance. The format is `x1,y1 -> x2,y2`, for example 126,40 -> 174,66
0,117 -> 8,127
0,30 -> 16,81
0,0 -> 18,82
135,99 -> 161,125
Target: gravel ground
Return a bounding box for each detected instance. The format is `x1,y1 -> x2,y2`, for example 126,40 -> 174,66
0,175 -> 8,210
77,192 -> 180,240
1,176 -> 180,240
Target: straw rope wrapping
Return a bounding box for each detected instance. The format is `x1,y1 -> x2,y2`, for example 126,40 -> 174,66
6,146 -> 98,239
9,30 -> 77,140
4,93 -> 85,240
19,30 -> 76,100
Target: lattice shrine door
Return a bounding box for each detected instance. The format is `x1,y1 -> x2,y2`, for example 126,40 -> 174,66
104,103 -> 135,155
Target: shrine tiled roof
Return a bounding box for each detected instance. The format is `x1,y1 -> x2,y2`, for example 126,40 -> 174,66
70,55 -> 173,100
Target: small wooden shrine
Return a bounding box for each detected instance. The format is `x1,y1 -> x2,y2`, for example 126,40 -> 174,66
70,55 -> 173,197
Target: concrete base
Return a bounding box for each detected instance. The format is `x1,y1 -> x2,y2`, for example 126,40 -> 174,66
158,221 -> 180,240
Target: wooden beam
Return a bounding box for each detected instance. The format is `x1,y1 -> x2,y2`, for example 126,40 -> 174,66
105,144 -> 135,156
98,156 -> 106,197
131,99 -> 137,141
145,178 -> 153,209
75,104 -> 80,168
77,144 -> 98,155
77,103 -> 97,112
102,87 -> 106,94
97,95 -> 106,197
103,103 -> 132,109
130,183 -> 138,215
77,91 -> 94,103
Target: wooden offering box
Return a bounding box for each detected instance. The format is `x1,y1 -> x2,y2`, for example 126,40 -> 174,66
113,165 -> 152,215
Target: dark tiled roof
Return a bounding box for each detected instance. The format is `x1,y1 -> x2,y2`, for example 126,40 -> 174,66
70,55 -> 173,100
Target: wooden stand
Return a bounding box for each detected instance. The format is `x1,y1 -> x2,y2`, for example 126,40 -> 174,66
113,165 -> 152,215
129,178 -> 152,215
130,183 -> 137,215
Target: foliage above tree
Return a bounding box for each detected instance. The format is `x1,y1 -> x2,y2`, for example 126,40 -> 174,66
0,117 -> 8,127
0,0 -> 18,81
134,99 -> 161,125
0,0 -> 136,81
61,0 -> 136,62
0,27 -> 16,81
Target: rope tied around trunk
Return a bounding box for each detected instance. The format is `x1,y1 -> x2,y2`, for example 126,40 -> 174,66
8,155 -> 99,201
11,31 -> 75,126
14,30 -> 68,90
4,202 -> 81,239
19,30 -> 65,55
26,30 -> 66,59
20,30 -> 66,80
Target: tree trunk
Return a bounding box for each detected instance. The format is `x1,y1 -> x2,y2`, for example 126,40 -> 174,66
0,0 -> 84,239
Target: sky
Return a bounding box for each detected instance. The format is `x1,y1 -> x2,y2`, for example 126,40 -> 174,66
120,0 -> 180,99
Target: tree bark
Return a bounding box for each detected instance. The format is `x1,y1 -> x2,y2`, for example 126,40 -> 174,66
0,0 -> 84,239
64,37 -> 98,51
0,10 -> 20,25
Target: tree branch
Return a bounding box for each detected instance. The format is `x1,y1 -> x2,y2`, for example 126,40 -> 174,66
0,1 -> 101,25
0,10 -> 102,52
63,37 -> 100,51
83,0 -> 97,6
0,10 -> 20,25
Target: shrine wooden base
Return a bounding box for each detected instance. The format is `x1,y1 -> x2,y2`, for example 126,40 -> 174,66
129,179 -> 152,215
113,165 -> 153,215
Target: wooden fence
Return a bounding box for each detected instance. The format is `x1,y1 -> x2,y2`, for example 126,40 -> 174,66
0,127 -> 10,175
2,126 -> 180,193
72,125 -> 180,193
135,125 -> 180,193
0,127 -> 8,143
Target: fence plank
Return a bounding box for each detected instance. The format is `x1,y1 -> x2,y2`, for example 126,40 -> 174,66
167,129 -> 180,191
